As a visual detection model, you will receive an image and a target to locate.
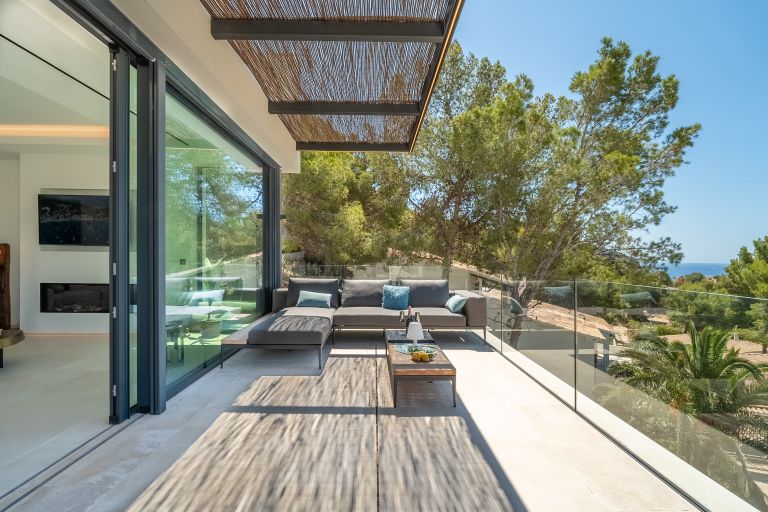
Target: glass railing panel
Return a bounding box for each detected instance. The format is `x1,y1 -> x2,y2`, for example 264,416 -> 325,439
486,279 -> 577,407
576,281 -> 768,510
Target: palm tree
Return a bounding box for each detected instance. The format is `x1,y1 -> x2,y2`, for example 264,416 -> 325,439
609,322 -> 768,417
606,322 -> 768,508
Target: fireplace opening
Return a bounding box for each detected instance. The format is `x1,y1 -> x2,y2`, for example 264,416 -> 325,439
40,283 -> 109,313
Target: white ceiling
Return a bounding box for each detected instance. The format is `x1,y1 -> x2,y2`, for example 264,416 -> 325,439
0,0 -> 109,154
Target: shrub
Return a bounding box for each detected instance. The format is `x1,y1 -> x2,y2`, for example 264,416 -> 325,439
653,324 -> 685,336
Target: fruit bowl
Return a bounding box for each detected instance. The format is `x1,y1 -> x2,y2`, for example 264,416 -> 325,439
396,344 -> 436,361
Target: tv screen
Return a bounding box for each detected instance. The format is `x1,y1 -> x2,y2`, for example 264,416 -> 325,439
38,194 -> 110,246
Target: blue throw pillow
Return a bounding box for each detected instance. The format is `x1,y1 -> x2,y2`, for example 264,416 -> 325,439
382,285 -> 409,310
445,295 -> 467,313
296,290 -> 332,308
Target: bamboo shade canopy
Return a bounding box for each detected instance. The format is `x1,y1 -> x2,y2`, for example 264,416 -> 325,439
200,0 -> 464,152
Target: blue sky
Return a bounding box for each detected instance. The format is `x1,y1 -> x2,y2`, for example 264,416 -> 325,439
454,0 -> 768,263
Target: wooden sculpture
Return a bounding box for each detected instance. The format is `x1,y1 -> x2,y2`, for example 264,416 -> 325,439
0,243 -> 10,329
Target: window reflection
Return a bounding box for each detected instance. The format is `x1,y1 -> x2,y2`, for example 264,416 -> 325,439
164,93 -> 264,387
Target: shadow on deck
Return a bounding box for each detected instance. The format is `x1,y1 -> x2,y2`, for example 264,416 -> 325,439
127,332 -> 527,511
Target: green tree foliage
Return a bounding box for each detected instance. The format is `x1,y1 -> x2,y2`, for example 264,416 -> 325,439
283,152 -> 410,264
668,236 -> 768,343
289,39 -> 701,286
165,149 -> 263,272
467,38 -> 699,281
663,288 -> 743,330
402,43 -> 508,277
724,236 -> 768,298
744,302 -> 768,354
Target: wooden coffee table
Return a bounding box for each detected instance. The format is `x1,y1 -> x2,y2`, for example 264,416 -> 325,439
384,332 -> 456,407
0,329 -> 25,368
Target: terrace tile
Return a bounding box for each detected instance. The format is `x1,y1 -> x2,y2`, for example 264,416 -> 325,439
13,332 -> 694,512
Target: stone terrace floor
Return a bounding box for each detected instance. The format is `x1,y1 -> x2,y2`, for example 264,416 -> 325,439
13,331 -> 695,511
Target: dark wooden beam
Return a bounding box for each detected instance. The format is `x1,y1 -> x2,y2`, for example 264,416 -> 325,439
211,19 -> 444,43
296,142 -> 411,152
269,102 -> 420,116
409,0 -> 465,151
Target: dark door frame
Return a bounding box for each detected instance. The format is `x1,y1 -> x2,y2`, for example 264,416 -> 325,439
110,49 -> 166,422
109,47 -> 130,424
136,59 -> 167,414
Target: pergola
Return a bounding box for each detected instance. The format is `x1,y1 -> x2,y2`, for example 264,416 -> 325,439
200,0 -> 464,152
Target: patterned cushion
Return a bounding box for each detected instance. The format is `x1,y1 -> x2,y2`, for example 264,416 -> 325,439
382,285 -> 409,310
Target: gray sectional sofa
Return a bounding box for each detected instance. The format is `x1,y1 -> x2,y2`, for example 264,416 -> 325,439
222,278 -> 488,370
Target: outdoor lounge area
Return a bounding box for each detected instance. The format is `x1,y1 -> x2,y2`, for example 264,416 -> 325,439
2,1 -> 765,511
10,330 -> 694,511
221,278 -> 487,370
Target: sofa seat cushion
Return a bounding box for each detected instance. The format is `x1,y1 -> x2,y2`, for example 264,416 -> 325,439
333,306 -> 403,327
247,307 -> 332,346
412,307 -> 467,327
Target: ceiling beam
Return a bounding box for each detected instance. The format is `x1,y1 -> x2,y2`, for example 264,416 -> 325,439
269,102 -> 421,116
211,19 -> 444,43
296,142 -> 411,152
409,0 -> 465,151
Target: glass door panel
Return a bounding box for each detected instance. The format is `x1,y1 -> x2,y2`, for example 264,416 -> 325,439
164,91 -> 265,389
129,64 -> 138,407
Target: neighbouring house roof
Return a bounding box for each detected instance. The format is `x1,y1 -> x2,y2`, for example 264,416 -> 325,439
200,0 -> 464,152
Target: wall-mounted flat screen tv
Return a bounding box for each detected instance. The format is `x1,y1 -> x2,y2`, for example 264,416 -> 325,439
38,194 -> 110,246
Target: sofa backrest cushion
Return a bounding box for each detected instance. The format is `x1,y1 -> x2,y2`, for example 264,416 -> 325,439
401,279 -> 450,307
341,279 -> 389,307
287,278 -> 340,308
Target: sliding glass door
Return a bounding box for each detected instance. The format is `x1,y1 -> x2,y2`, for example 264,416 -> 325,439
129,64 -> 139,408
0,0 -> 112,496
164,90 -> 265,391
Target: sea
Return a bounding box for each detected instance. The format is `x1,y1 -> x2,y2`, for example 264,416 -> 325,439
667,262 -> 727,279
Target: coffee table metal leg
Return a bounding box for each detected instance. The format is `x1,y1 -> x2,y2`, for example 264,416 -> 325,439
452,377 -> 457,407
393,376 -> 397,407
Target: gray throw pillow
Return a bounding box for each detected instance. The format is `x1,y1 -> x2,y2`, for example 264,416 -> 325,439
341,279 -> 389,307
287,278 -> 340,308
401,279 -> 450,307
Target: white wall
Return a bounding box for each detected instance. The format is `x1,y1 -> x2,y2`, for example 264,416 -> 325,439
0,154 -> 21,327
19,151 -> 110,334
112,0 -> 301,174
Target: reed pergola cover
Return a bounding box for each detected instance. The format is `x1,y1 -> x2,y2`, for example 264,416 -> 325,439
200,0 -> 464,152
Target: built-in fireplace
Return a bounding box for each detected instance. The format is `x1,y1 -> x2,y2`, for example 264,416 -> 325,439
40,283 -> 109,313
